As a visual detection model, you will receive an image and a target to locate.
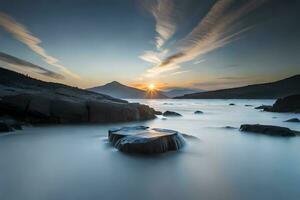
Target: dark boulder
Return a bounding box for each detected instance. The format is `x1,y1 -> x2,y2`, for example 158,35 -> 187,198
163,111 -> 182,117
108,126 -> 186,154
240,124 -> 298,137
284,118 -> 300,123
267,94 -> 300,113
229,103 -> 235,106
194,110 -> 203,114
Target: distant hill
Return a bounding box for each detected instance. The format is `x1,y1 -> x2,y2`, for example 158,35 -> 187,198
174,75 -> 300,99
162,88 -> 205,98
88,81 -> 168,99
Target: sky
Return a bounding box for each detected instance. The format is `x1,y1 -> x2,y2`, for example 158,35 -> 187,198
0,0 -> 299,91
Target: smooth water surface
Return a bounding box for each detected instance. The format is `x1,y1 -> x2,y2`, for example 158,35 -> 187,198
0,99 -> 300,200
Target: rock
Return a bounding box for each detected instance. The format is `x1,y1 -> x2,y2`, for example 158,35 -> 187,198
255,105 -> 272,110
245,104 -> 253,107
284,118 -> 300,123
108,126 -> 186,154
0,67 -> 157,124
154,110 -> 162,115
229,103 -> 235,106
0,93 -> 156,124
0,122 -> 12,133
224,126 -> 236,129
194,110 -> 203,114
267,94 -> 300,113
163,111 -> 182,117
0,116 -> 22,133
240,124 -> 297,137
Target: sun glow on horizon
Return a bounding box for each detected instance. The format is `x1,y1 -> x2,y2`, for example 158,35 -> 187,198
148,83 -> 156,91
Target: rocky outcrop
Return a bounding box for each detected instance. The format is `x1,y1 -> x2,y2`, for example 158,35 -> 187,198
265,94 -> 300,113
0,67 -> 157,124
240,124 -> 298,136
0,94 -> 156,124
163,111 -> 182,116
108,126 -> 186,154
284,118 -> 300,123
0,116 -> 22,133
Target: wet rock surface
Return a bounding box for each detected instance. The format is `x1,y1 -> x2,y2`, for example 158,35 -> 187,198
108,126 -> 186,154
0,67 -> 156,124
285,118 -> 300,123
163,111 -> 182,116
240,124 -> 298,137
194,110 -> 203,114
0,116 -> 22,133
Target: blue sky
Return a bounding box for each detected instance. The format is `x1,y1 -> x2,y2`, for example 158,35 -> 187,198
0,0 -> 299,90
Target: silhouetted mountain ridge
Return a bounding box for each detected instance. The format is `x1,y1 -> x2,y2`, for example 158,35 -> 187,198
174,75 -> 300,99
88,81 -> 167,99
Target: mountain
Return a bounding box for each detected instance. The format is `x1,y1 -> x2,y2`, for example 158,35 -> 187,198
162,88 -> 205,98
0,67 -> 156,124
174,75 -> 300,99
88,81 -> 168,99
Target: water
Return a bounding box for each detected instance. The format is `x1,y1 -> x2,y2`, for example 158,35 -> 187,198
0,99 -> 300,200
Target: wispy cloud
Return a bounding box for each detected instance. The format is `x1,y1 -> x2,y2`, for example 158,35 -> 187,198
150,0 -> 177,49
0,52 -> 64,79
139,49 -> 168,64
139,0 -> 178,75
193,59 -> 206,65
171,70 -> 190,76
0,12 -> 80,79
148,0 -> 267,74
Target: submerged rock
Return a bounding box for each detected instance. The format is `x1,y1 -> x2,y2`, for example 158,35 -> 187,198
224,126 -> 237,129
266,94 -> 300,113
240,124 -> 298,137
285,118 -> 300,123
245,104 -> 253,107
229,103 -> 235,106
194,110 -> 203,114
163,111 -> 182,117
108,126 -> 186,154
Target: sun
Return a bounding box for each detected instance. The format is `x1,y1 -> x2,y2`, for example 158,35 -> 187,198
148,83 -> 156,91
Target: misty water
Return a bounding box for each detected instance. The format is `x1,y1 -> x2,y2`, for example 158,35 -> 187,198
1,99 -> 300,200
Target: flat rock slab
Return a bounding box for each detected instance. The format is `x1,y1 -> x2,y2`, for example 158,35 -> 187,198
108,126 -> 186,154
240,124 -> 298,137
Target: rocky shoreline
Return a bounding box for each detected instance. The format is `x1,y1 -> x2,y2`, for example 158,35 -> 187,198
0,67 -> 158,131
